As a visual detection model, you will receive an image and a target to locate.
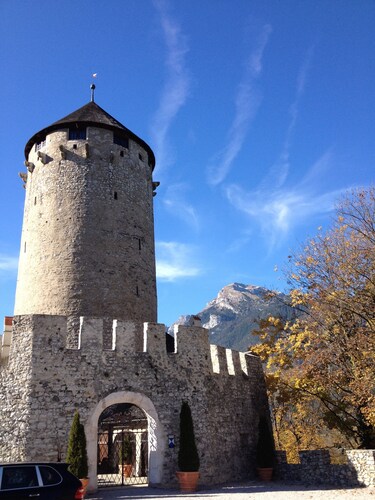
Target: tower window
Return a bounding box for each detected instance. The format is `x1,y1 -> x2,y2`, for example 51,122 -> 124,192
114,191 -> 118,200
138,238 -> 142,251
35,138 -> 46,151
120,150 -> 124,157
69,127 -> 86,140
114,134 -> 129,148
138,153 -> 144,161
24,241 -> 26,253
72,144 -> 77,150
136,285 -> 139,296
34,197 -> 37,205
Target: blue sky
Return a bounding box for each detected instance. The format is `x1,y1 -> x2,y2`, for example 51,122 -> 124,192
0,0 -> 374,326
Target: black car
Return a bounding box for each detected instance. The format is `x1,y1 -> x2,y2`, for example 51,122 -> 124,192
0,463 -> 84,499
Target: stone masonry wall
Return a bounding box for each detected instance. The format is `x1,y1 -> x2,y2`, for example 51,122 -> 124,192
0,315 -> 269,488
276,449 -> 375,487
14,125 -> 157,322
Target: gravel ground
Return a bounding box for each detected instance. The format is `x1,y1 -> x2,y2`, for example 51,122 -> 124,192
86,481 -> 375,499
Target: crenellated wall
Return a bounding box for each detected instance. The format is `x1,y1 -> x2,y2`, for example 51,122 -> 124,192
1,316 -> 257,376
0,314 -> 269,488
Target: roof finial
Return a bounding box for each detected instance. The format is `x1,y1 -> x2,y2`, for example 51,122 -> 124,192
90,83 -> 96,103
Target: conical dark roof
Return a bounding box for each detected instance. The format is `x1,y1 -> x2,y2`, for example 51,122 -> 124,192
50,101 -> 126,130
24,101 -> 155,168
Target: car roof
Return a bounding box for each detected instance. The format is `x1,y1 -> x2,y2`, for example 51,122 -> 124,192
0,463 -> 69,467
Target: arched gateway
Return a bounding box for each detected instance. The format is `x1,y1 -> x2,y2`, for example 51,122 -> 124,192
86,392 -> 165,492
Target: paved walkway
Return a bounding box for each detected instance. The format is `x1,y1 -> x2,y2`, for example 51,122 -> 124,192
86,481 -> 375,499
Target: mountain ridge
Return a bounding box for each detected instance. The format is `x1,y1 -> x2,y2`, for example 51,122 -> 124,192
172,282 -> 296,351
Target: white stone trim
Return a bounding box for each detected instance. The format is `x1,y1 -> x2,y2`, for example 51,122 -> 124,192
86,391 -> 165,492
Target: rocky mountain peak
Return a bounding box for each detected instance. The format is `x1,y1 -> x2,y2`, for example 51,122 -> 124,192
171,283 -> 295,352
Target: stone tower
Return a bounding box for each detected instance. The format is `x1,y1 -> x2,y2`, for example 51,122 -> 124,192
0,93 -> 272,492
14,98 -> 158,322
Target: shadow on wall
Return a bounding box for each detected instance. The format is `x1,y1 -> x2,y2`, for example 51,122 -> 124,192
276,449 -> 375,487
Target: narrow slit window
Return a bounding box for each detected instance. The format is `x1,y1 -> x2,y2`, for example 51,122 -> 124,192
136,285 -> 139,296
138,239 -> 142,251
138,153 -> 143,161
34,197 -> 37,205
114,191 -> 118,200
24,241 -> 26,253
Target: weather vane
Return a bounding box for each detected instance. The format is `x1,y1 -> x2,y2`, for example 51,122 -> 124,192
90,73 -> 98,102
90,84 -> 96,102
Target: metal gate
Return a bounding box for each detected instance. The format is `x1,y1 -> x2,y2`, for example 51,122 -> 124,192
97,403 -> 148,487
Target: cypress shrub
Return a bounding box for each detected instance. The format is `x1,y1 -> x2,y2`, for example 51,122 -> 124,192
178,401 -> 200,472
66,411 -> 89,478
256,416 -> 275,468
119,434 -> 133,465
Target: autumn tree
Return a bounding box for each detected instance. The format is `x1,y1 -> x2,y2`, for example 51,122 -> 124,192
253,187 -> 375,450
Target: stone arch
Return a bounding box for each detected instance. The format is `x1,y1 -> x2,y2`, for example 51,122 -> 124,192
86,391 -> 165,492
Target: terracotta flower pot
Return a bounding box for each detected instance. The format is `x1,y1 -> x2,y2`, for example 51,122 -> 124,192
176,471 -> 200,492
80,478 -> 89,498
122,464 -> 133,478
257,467 -> 273,481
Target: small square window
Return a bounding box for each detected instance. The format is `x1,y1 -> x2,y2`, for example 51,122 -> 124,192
69,128 -> 86,140
114,134 -> 129,148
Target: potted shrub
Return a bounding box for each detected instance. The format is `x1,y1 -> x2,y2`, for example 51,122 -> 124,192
118,434 -> 133,478
256,415 -> 275,481
176,401 -> 200,492
66,411 -> 89,496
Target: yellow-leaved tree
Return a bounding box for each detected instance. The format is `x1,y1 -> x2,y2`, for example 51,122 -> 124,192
252,187 -> 375,454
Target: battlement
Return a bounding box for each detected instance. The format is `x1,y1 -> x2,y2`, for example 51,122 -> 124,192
3,314 -> 260,378
0,316 -> 13,364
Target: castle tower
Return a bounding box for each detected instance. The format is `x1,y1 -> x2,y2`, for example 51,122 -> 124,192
14,96 -> 158,322
0,91 -> 271,492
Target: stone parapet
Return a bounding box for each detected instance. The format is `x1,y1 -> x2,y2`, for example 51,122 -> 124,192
1,315 -> 263,378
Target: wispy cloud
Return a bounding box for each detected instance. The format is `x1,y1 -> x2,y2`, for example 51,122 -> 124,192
264,46 -> 314,189
151,0 -> 190,174
224,46 -> 329,249
207,24 -> 272,186
225,233 -> 252,254
163,183 -> 199,230
226,150 -> 349,248
156,241 -> 201,281
0,254 -> 18,272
